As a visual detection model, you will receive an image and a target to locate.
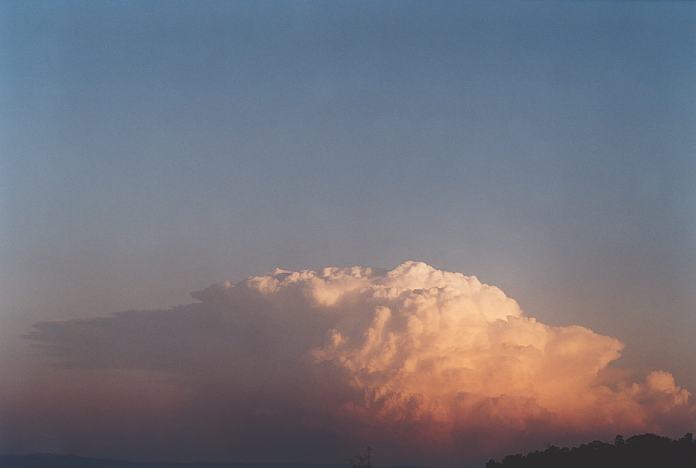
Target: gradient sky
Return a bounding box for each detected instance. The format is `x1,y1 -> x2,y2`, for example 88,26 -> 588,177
1,1 -> 696,465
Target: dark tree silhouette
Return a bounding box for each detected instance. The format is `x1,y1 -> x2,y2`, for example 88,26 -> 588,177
485,433 -> 695,468
349,447 -> 372,468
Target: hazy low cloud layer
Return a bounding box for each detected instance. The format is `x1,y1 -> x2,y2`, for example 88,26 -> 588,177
11,262 -> 695,465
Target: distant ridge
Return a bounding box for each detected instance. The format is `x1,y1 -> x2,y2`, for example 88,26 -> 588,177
486,433 -> 696,468
0,454 -> 420,468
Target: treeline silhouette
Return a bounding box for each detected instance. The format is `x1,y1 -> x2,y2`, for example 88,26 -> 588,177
486,433 -> 695,468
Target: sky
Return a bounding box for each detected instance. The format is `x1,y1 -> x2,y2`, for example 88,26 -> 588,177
1,1 -> 695,467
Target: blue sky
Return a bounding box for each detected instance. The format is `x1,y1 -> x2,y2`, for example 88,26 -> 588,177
1,0 -> 696,422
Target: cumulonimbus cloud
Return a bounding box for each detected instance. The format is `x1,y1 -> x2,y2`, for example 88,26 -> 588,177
19,262 -> 696,465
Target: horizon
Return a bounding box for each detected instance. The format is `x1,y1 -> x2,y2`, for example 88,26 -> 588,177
1,2 -> 695,467
1,431 -> 694,467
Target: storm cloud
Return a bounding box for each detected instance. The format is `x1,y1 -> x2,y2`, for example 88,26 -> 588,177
10,262 -> 695,465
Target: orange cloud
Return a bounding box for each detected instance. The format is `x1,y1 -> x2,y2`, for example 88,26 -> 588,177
18,261 -> 695,464
247,262 -> 694,451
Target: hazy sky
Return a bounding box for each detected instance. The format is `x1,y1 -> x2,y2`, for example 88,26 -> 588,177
1,1 -> 695,466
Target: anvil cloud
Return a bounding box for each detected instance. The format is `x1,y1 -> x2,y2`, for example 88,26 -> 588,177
13,262 -> 695,464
